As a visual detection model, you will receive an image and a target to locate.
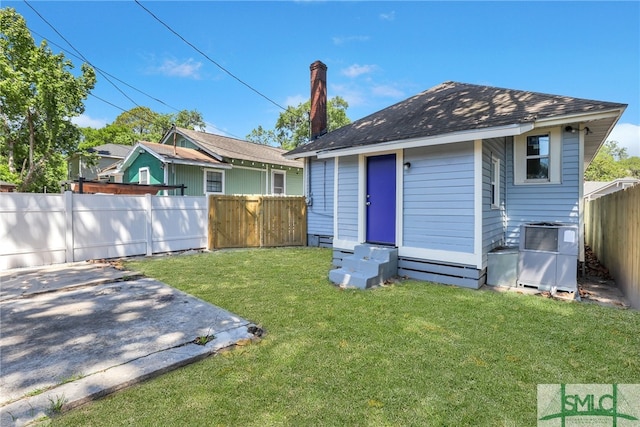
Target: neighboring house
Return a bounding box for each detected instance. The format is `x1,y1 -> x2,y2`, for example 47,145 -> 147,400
112,129 -> 303,197
584,178 -> 639,200
286,68 -> 626,289
67,143 -> 132,181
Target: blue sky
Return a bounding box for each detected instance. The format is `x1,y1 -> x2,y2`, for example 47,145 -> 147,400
6,1 -> 640,155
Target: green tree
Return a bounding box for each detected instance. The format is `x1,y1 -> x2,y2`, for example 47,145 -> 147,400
109,106 -> 205,144
584,140 -> 629,181
78,124 -> 137,150
621,156 -> 640,179
0,8 -> 96,191
247,96 -> 351,150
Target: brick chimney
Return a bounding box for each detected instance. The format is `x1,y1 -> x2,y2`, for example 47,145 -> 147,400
310,60 -> 327,139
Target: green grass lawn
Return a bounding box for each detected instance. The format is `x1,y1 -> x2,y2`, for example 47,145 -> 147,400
53,248 -> 639,426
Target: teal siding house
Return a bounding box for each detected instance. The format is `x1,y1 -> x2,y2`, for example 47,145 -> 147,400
116,128 -> 303,196
286,79 -> 626,289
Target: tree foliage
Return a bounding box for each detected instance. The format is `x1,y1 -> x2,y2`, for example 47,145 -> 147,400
584,140 -> 633,181
247,96 -> 351,150
80,107 -> 206,149
0,8 -> 96,191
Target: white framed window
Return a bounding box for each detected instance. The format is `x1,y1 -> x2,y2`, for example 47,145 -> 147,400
138,167 -> 150,185
514,127 -> 561,185
490,157 -> 500,209
272,170 -> 285,195
204,169 -> 224,194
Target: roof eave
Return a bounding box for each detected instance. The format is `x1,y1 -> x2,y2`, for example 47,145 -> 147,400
532,108 -> 626,128
315,123 -> 535,159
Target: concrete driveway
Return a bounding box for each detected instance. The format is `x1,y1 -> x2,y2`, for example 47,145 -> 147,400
0,261 -> 258,426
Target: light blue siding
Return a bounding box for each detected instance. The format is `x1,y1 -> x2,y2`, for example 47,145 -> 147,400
482,137 -> 507,268
505,130 -> 580,246
336,156 -> 359,241
308,157 -> 334,236
403,141 -> 475,253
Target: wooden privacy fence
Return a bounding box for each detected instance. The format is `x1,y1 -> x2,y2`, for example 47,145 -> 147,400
585,183 -> 640,309
208,195 -> 307,249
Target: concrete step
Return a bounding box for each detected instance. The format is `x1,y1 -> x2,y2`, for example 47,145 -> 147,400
328,268 -> 379,289
329,244 -> 398,289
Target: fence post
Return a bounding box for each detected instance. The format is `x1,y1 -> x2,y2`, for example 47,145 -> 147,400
145,193 -> 153,256
64,191 -> 74,263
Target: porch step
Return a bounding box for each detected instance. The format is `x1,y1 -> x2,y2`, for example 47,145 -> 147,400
329,245 -> 398,289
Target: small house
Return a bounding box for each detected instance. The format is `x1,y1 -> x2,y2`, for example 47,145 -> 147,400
67,143 -> 132,181
285,61 -> 626,290
113,128 -> 303,197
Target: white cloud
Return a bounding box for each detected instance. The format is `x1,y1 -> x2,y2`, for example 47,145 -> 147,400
72,114 -> 108,129
330,84 -> 366,108
380,11 -> 395,21
332,35 -> 370,45
285,94 -> 307,107
372,84 -> 404,98
341,64 -> 377,78
155,58 -> 202,79
608,122 -> 640,157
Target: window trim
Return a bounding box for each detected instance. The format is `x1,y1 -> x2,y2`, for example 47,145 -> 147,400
490,156 -> 500,209
203,168 -> 225,195
138,167 -> 150,185
271,170 -> 286,195
513,127 -> 562,185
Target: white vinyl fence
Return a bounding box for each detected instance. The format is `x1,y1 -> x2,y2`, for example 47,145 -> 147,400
0,192 -> 207,270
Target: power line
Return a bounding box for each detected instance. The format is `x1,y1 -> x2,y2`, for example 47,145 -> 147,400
27,28 -> 241,139
134,0 -> 287,112
23,0 -> 141,108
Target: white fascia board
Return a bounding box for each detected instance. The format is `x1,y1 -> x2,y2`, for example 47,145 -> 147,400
119,142 -> 143,170
171,159 -> 233,169
283,151 -> 316,160
533,109 -> 625,128
316,123 -> 534,159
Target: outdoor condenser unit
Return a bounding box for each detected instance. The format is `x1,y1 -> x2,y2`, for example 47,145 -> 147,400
517,222 -> 579,293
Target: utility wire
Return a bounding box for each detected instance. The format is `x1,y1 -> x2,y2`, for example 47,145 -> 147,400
134,0 -> 287,112
28,27 -> 241,139
23,0 -> 141,109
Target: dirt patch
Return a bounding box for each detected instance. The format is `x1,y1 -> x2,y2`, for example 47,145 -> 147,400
577,246 -> 630,309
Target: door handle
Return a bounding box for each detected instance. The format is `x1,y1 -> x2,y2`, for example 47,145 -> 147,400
366,201 -> 371,206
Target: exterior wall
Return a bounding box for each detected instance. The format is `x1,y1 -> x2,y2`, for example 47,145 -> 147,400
307,157 -> 334,237
175,136 -> 199,149
168,163 -> 203,196
505,128 -> 580,246
402,141 -> 475,253
68,156 -> 121,180
125,153 -> 163,185
336,155 -> 359,242
226,167 -> 265,195
481,137 -> 508,268
285,169 -> 303,195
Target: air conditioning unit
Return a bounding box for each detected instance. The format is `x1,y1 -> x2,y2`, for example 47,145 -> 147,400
517,222 -> 578,293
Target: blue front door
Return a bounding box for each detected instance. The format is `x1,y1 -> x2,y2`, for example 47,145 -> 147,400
366,154 -> 396,245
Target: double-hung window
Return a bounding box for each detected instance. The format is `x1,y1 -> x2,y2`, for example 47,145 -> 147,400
514,127 -> 561,185
204,169 -> 224,194
525,135 -> 550,180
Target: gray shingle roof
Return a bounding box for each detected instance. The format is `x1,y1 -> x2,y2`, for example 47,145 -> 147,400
286,81 -> 627,156
88,143 -> 132,159
175,128 -> 303,168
